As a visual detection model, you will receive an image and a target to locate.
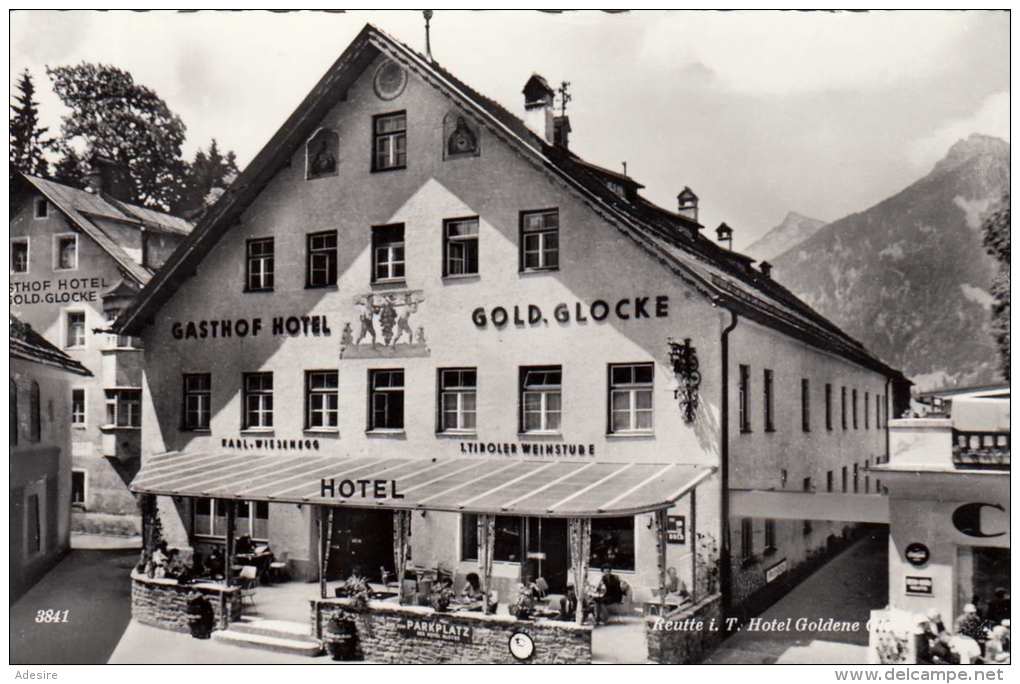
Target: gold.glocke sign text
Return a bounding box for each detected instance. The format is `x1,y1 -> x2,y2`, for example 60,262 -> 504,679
472,295 -> 670,328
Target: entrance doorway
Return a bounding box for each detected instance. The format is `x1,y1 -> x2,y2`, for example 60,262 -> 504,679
326,509 -> 394,583
958,546 -> 1010,619
525,517 -> 569,593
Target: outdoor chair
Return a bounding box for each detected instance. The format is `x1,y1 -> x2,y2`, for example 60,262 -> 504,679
268,551 -> 290,583
238,565 -> 258,608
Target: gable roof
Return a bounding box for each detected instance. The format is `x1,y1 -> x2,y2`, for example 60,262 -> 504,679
115,23 -> 905,381
17,174 -> 193,286
10,315 -> 92,376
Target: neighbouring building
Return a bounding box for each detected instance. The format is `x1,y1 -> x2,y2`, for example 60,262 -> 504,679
11,315 -> 93,599
117,24 -> 908,620
10,166 -> 193,539
869,391 -> 1009,663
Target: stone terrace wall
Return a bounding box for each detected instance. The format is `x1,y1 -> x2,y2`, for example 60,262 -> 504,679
131,571 -> 242,633
645,593 -> 723,664
312,598 -> 592,664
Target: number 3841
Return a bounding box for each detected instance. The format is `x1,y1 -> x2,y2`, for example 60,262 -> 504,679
35,610 -> 70,623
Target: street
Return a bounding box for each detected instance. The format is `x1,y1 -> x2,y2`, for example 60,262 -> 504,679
706,529 -> 889,664
10,545 -> 138,664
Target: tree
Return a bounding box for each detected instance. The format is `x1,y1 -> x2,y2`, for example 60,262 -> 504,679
174,139 -> 240,217
47,63 -> 188,210
10,69 -> 55,176
981,191 -> 1010,381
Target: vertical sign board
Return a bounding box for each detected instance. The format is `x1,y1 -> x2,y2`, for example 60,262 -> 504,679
905,576 -> 934,596
666,516 -> 686,544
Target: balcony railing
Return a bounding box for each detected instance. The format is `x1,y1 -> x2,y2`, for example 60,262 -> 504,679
952,430 -> 1010,470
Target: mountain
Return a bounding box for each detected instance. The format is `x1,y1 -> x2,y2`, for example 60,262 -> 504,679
771,134 -> 1009,391
745,211 -> 827,262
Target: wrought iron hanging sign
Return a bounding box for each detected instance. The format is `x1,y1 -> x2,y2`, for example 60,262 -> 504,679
668,337 -> 701,423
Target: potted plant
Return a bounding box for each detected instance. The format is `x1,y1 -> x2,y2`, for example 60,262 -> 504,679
429,583 -> 454,612
509,583 -> 534,620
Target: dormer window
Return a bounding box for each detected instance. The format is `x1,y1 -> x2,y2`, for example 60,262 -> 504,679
606,181 -> 627,200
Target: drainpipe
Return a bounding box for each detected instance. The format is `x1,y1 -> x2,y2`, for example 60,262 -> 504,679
718,305 -> 739,617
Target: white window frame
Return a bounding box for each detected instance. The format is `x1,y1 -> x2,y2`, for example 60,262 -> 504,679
443,218 -> 479,277
520,209 -> 560,272
71,469 -> 88,508
306,370 -> 339,430
369,369 -> 405,431
371,225 -> 405,283
245,238 -> 274,292
11,237 -> 29,274
372,112 -> 407,171
608,363 -> 654,434
105,389 -> 141,429
306,231 -> 338,288
53,232 -> 79,271
243,372 -> 274,430
439,368 -> 477,433
64,309 -> 87,350
193,498 -> 269,542
34,197 -> 48,219
520,367 -> 562,434
71,387 -> 87,428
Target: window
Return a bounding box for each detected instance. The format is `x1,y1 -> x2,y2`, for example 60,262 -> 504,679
194,499 -> 269,541
738,364 -> 751,433
27,493 -> 41,554
71,470 -> 86,507
104,308 -> 135,348
306,370 -> 339,430
608,363 -> 654,433
877,394 -> 882,429
865,392 -> 870,429
852,389 -> 858,429
66,311 -> 86,349
842,466 -> 848,493
439,368 -> 477,433
802,478 -> 813,535
369,369 -> 404,431
372,224 -> 405,282
246,238 -> 274,291
34,197 -> 48,219
864,459 -> 870,493
853,463 -> 859,493
29,381 -> 41,442
764,519 -> 776,552
306,231 -> 338,287
71,388 -> 86,427
10,380 -> 17,446
243,373 -> 273,429
826,470 -> 834,493
825,383 -> 833,431
372,111 -> 407,171
182,374 -> 211,431
841,387 -> 847,430
54,233 -> 77,271
590,517 -> 636,571
763,369 -> 775,432
443,217 -> 479,277
801,378 -> 810,432
520,209 -> 559,271
105,389 -> 141,428
461,514 -> 523,562
11,238 -> 29,273
520,366 -> 562,433
740,518 -> 753,562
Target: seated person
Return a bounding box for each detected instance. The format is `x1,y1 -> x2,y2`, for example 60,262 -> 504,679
461,573 -> 484,601
151,542 -> 170,579
533,576 -> 550,600
929,632 -> 960,665
985,626 -> 1010,664
205,548 -> 225,579
235,535 -> 255,556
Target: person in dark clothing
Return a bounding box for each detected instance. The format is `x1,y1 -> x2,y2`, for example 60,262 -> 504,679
599,566 -> 623,604
930,632 -> 960,665
988,588 -> 1010,624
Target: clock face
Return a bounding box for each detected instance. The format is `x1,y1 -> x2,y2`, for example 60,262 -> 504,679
374,61 -> 407,101
508,632 -> 535,661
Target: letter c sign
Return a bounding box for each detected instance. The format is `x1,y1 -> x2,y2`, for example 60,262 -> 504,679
952,502 -> 1006,538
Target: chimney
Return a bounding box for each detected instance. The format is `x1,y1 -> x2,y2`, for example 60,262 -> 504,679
677,186 -> 699,222
553,115 -> 571,149
522,74 -> 555,144
716,222 -> 733,250
759,260 -> 772,278
85,155 -> 135,203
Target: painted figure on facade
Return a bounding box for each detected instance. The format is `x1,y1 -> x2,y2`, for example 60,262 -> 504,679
354,295 -> 378,346
311,139 -> 337,176
341,290 -> 429,359
391,293 -> 418,346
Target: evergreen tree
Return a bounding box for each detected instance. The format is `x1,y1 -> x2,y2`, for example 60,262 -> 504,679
982,191 -> 1010,381
174,138 -> 240,217
9,69 -> 54,176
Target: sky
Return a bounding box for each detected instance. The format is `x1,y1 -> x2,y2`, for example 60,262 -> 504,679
10,9 -> 1010,249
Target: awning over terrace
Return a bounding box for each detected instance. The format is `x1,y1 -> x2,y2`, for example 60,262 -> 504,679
130,452 -> 715,518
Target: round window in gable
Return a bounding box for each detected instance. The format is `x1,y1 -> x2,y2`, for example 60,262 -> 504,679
373,60 -> 407,101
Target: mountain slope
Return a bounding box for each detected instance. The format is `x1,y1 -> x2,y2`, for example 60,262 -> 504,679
771,134 -> 1009,391
745,211 -> 827,262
